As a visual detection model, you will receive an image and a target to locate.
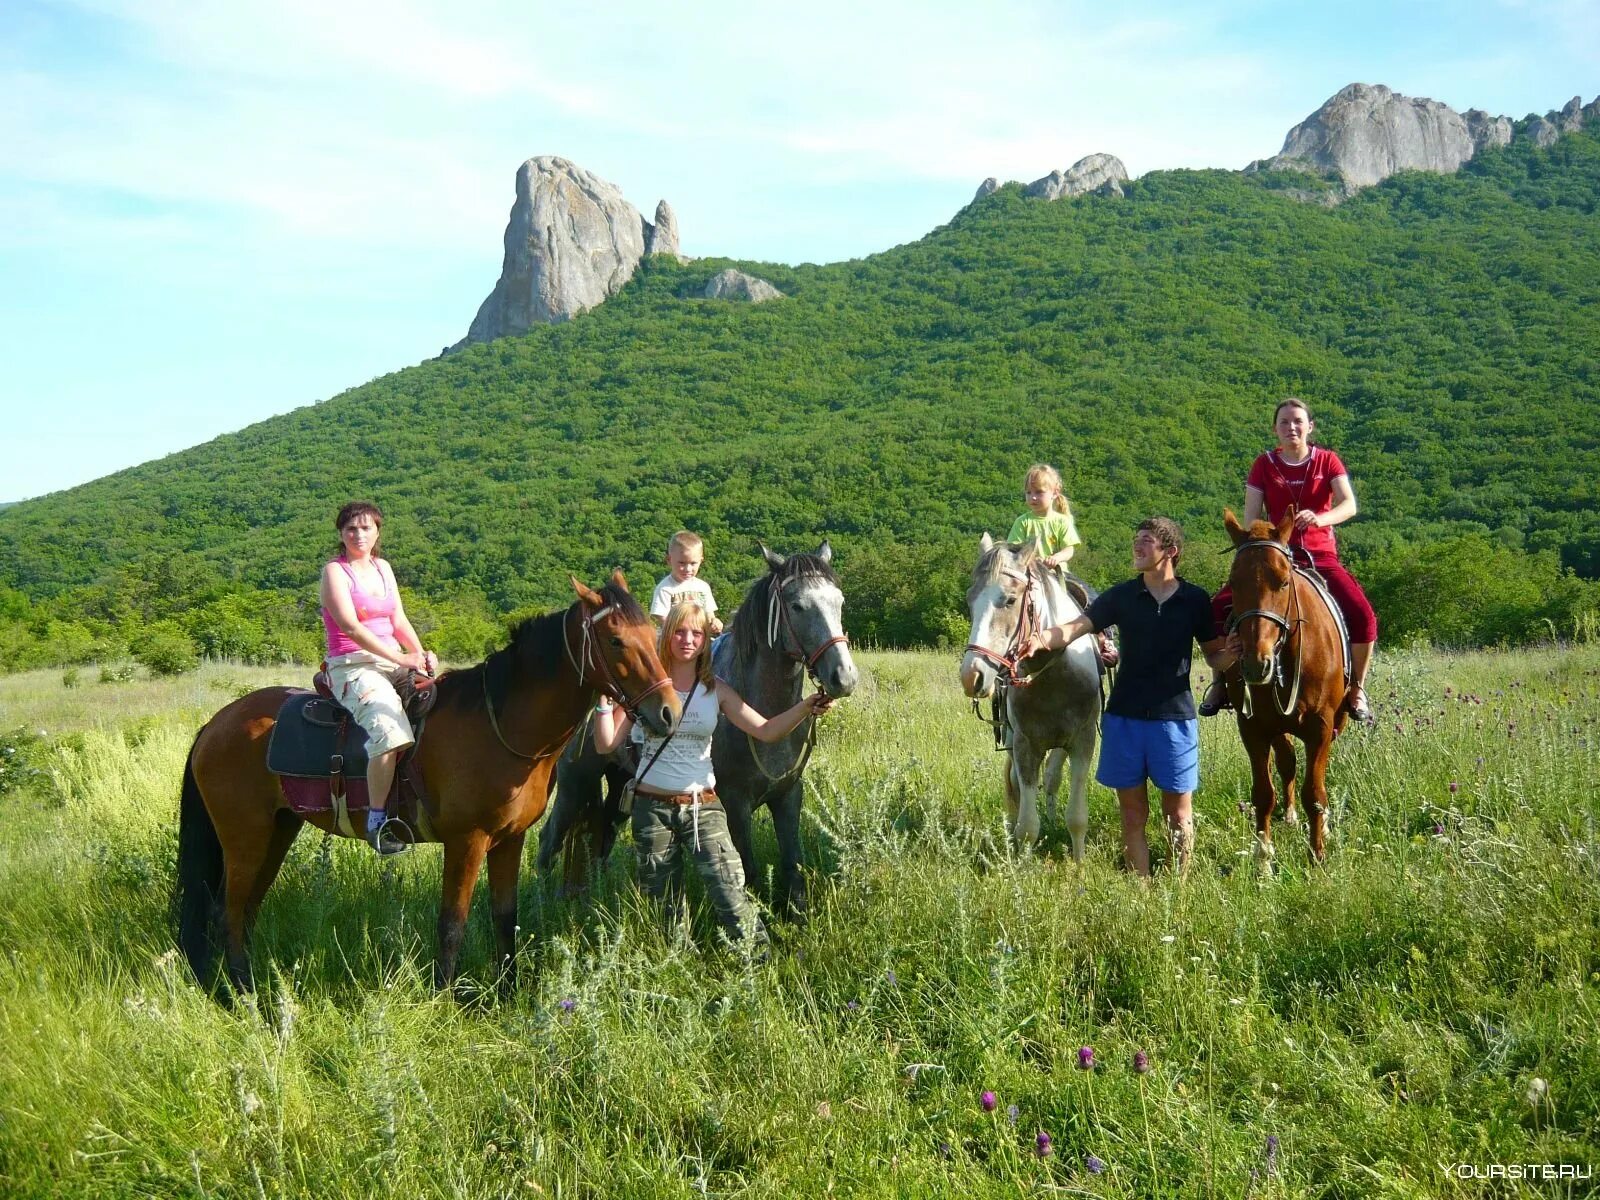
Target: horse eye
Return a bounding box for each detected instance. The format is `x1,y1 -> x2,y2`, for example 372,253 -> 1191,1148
1004,596 -> 1017,607
609,635 -> 624,648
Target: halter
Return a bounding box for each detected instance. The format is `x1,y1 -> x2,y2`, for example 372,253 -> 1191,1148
964,566 -> 1044,690
1226,539 -> 1305,719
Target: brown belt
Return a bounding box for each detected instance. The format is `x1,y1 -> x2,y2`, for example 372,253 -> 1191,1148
636,787 -> 718,806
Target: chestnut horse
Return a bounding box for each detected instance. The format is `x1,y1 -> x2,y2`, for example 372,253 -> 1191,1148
1223,511 -> 1350,863
175,573 -> 678,995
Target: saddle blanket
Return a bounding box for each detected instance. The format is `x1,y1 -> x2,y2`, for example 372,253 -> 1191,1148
265,691 -> 429,831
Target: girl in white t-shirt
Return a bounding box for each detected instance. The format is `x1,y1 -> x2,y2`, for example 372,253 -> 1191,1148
592,601 -> 830,944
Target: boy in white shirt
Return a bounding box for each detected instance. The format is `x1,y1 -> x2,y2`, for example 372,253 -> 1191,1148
649,530 -> 724,634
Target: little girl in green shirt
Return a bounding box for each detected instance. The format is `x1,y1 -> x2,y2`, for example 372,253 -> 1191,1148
1009,463 -> 1118,667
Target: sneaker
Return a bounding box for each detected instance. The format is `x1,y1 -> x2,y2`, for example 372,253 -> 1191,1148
1198,677 -> 1230,717
368,817 -> 412,856
1345,684 -> 1373,724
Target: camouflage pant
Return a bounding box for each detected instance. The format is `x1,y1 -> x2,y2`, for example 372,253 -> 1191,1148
632,794 -> 763,946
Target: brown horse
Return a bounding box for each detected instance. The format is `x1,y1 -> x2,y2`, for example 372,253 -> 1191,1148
175,572 -> 679,995
1223,511 -> 1350,864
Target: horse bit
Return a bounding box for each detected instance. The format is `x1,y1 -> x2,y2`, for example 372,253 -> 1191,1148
1226,539 -> 1306,719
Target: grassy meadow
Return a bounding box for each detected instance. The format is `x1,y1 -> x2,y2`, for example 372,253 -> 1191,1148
1,647 -> 1597,1197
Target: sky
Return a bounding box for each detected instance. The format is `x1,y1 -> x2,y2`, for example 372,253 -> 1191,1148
1,0 -> 1596,502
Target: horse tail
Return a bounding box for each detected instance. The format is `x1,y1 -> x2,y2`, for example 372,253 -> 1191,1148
175,734 -> 222,985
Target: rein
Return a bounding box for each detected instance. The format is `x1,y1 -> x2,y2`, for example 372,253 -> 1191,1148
964,567 -> 1043,690
1227,539 -> 1306,719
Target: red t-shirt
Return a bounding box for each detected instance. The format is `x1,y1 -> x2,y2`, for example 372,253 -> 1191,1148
1245,447 -> 1347,559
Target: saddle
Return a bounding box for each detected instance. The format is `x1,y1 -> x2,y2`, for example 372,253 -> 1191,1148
1293,566 -> 1353,685
265,669 -> 440,842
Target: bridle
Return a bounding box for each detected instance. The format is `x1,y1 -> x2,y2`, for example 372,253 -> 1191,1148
564,601 -> 673,721
747,573 -> 850,784
964,566 -> 1044,691
766,574 -> 850,690
1227,539 -> 1305,718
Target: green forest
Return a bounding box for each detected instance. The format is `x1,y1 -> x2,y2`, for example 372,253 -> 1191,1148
3,125 -> 1599,670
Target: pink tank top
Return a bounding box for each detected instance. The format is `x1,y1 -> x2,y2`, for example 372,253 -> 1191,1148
322,558 -> 400,657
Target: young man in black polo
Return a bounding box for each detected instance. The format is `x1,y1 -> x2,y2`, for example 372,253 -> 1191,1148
1025,517 -> 1235,875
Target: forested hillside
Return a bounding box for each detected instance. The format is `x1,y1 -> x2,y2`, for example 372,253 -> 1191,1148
2,127 -> 1598,666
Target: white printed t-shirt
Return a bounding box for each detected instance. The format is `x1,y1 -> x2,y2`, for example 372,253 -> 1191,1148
649,574 -> 718,619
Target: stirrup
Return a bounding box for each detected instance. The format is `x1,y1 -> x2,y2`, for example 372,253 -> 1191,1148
1198,679 -> 1231,717
368,816 -> 413,856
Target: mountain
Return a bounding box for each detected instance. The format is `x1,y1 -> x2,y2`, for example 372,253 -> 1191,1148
2,121 -> 1598,660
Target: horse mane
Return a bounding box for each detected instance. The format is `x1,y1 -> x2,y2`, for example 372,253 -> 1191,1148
973,540 -> 1041,588
726,552 -> 839,678
435,582 -> 648,716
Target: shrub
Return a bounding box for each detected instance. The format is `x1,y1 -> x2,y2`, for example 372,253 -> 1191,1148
130,621 -> 200,677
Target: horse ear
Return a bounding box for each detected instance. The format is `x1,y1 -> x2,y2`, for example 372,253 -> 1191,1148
979,531 -> 994,553
760,544 -> 785,571
1223,509 -> 1247,546
1274,508 -> 1296,544
816,539 -> 833,564
571,575 -> 603,607
610,568 -> 631,593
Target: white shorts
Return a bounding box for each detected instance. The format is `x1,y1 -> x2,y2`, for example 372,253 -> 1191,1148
326,652 -> 415,757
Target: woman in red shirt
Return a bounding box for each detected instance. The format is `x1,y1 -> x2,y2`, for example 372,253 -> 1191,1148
1200,399 -> 1377,722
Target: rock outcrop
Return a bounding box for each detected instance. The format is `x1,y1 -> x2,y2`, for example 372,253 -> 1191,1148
645,199 -> 680,259
973,177 -> 1000,202
1025,153 -> 1128,200
704,269 -> 783,303
1258,84 -> 1507,190
453,157 -> 676,349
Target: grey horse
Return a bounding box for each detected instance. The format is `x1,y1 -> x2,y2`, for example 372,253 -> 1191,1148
710,543 -> 858,917
959,534 -> 1101,859
538,543 -> 858,918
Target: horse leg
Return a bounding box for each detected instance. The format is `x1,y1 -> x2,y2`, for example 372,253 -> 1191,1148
1009,739 -> 1043,848
1303,729 -> 1335,863
1240,723 -> 1278,873
485,832 -> 526,997
243,810 -> 304,935
1041,748 -> 1065,831
435,831 -> 490,991
722,792 -> 759,896
769,783 -> 807,921
1272,734 -> 1299,826
1063,731 -> 1094,864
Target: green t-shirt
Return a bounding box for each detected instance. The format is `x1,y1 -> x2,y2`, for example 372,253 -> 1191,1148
1007,508 -> 1081,557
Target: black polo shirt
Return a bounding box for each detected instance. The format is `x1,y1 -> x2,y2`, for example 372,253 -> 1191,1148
1087,576 -> 1217,721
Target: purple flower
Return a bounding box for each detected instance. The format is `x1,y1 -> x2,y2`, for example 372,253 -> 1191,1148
1006,1104 -> 1019,1126
1134,1050 -> 1150,1074
1433,823 -> 1445,837
1077,1046 -> 1095,1070
937,1141 -> 952,1161
1265,1134 -> 1280,1175
1448,781 -> 1459,794
1086,1154 -> 1106,1175
1237,799 -> 1250,813
980,1090 -> 998,1113
845,999 -> 860,1012
885,969 -> 898,987
1035,1130 -> 1052,1158
558,997 -> 576,1013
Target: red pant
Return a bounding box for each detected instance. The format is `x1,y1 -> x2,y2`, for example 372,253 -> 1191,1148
1213,553 -> 1378,643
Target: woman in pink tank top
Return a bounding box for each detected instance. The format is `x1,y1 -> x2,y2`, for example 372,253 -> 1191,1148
319,501 -> 437,854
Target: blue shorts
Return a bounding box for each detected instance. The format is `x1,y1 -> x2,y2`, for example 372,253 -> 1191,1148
1096,715 -> 1200,794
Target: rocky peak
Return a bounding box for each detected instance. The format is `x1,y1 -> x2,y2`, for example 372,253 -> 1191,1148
703,269 -> 783,303
452,157 -> 676,350
973,177 -> 1000,202
1025,153 -> 1128,200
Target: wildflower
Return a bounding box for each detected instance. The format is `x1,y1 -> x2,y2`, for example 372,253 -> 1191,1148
937,1141 -> 952,1160
845,999 -> 860,1012
1237,800 -> 1250,813
1086,1154 -> 1106,1174
1265,1134 -> 1279,1176
1448,781 -> 1459,794
1077,1046 -> 1095,1070
1006,1104 -> 1019,1126
1527,1077 -> 1549,1107
1134,1050 -> 1150,1074
885,968 -> 898,987
816,1101 -> 832,1120
1035,1130 -> 1052,1158
1432,823 -> 1445,837
558,997 -> 576,1014
980,1090 -> 998,1112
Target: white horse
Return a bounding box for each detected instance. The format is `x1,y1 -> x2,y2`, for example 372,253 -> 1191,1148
959,535 -> 1101,859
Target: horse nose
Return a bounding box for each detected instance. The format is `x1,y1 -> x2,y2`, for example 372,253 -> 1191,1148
651,698 -> 675,732
825,659 -> 859,697
959,656 -> 988,698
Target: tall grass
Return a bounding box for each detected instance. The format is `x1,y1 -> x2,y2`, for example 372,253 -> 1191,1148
1,647 -> 1596,1197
